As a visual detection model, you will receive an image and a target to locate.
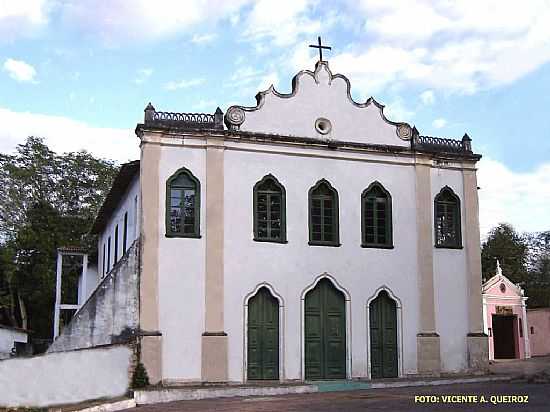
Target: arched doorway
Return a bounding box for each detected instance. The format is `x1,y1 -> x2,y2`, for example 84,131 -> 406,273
305,278 -> 346,380
369,290 -> 398,378
247,287 -> 279,380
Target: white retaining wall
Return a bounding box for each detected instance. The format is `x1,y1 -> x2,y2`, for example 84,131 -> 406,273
0,345 -> 132,408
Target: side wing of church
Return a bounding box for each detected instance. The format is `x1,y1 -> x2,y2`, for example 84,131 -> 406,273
60,60 -> 489,384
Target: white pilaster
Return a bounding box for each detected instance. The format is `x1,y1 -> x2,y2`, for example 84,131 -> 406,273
53,252 -> 62,339
522,298 -> 530,358
81,254 -> 88,303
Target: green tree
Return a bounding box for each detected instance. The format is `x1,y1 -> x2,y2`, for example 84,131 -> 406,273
524,231 -> 550,307
0,137 -> 118,342
0,137 -> 58,241
481,223 -> 529,284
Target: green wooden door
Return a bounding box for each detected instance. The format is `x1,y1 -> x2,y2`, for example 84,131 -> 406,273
369,291 -> 398,378
247,287 -> 279,380
305,278 -> 346,380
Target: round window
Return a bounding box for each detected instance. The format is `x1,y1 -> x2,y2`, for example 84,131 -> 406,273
500,283 -> 506,293
315,117 -> 332,135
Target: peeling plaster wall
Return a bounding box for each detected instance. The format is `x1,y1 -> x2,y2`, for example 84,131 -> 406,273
0,345 -> 131,408
47,240 -> 139,353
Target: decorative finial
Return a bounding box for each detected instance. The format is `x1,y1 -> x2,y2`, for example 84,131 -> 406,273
214,107 -> 224,130
461,133 -> 472,152
309,36 -> 332,62
496,259 -> 502,276
144,102 -> 156,122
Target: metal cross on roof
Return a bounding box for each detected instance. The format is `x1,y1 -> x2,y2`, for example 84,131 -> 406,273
309,36 -> 332,62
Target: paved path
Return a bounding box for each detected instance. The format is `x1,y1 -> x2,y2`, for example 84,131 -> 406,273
132,382 -> 549,411
489,355 -> 550,376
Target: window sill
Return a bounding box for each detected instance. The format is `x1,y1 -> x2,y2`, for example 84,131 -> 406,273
253,238 -> 288,244
361,244 -> 394,249
434,244 -> 463,249
308,241 -> 342,247
165,233 -> 202,239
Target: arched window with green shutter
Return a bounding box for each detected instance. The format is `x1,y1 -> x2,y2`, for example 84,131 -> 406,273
253,174 -> 286,243
166,167 -> 201,238
361,182 -> 393,248
434,186 -> 462,248
308,179 -> 340,247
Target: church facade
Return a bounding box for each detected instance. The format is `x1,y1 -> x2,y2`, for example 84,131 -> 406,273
91,60 -> 488,384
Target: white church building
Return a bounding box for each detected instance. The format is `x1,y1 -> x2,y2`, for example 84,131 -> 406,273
49,55 -> 488,385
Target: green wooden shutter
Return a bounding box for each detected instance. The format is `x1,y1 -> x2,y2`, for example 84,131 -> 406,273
309,181 -> 340,246
166,168 -> 201,238
305,284 -> 323,379
324,282 -> 346,379
253,175 -> 286,243
362,183 -> 392,248
435,187 -> 461,248
369,296 -> 383,379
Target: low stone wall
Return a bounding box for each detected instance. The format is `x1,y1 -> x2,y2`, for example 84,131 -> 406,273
48,240 -> 140,353
527,309 -> 550,357
0,344 -> 132,408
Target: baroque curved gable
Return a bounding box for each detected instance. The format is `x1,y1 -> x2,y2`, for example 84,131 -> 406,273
225,61 -> 412,147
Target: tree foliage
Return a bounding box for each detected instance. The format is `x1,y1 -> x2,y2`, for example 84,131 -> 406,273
0,137 -> 117,342
524,231 -> 550,307
481,223 -> 528,284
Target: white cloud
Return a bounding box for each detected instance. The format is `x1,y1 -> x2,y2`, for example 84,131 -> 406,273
60,0 -> 251,43
3,58 -> 37,83
226,65 -> 279,98
332,1 -> 550,94
420,90 -> 435,105
191,33 -> 217,44
0,0 -> 49,41
330,46 -> 431,95
229,13 -> 240,26
478,158 -> 550,236
229,66 -> 263,87
192,99 -> 217,111
432,118 -> 447,129
0,107 -> 137,163
164,78 -> 204,91
256,72 -> 279,91
383,98 -> 415,123
242,0 -> 321,46
135,68 -> 153,84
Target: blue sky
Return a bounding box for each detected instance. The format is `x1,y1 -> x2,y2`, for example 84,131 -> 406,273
0,0 -> 549,235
